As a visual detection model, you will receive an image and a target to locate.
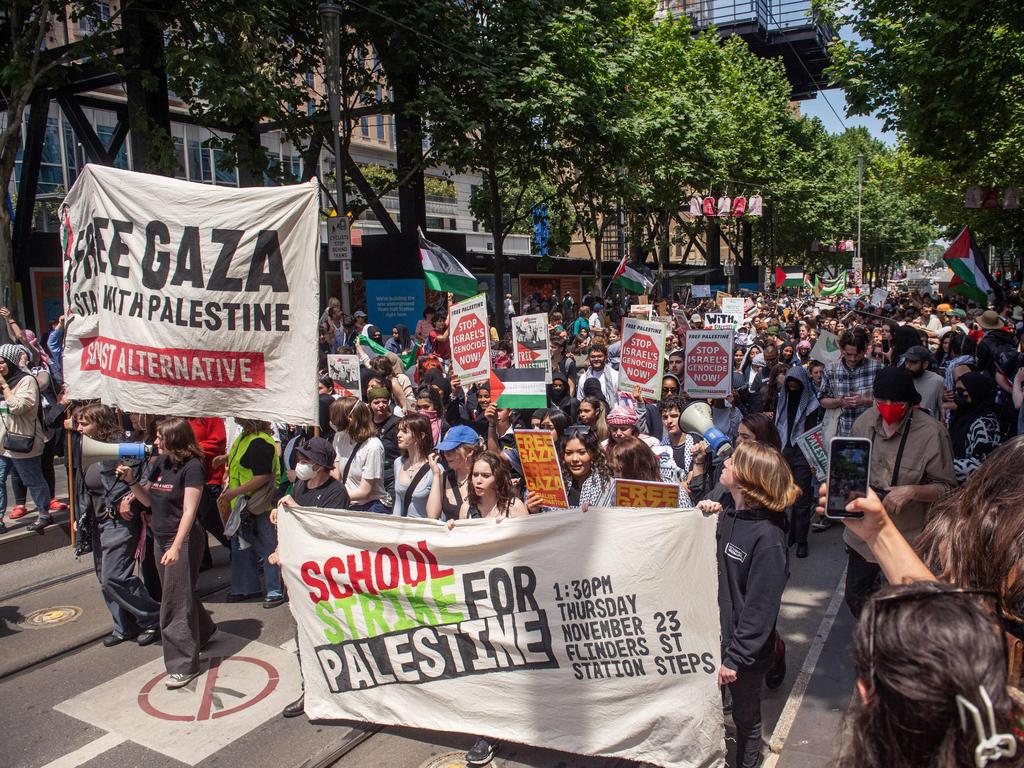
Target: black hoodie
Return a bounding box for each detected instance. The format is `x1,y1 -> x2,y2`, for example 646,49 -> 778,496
547,371 -> 576,421
717,508 -> 789,669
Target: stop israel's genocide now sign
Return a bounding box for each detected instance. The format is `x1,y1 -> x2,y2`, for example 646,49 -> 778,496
449,293 -> 491,385
683,329 -> 733,398
618,317 -> 667,400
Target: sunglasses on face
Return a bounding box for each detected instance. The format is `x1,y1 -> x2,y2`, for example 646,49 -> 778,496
565,425 -> 591,435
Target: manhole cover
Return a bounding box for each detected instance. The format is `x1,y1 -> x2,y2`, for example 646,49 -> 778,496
20,606 -> 83,628
418,751 -> 469,768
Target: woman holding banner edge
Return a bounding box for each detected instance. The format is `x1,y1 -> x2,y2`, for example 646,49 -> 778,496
711,441 -> 799,768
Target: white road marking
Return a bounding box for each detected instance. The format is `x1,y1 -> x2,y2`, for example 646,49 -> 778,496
39,732 -> 126,768
764,565 -> 848,764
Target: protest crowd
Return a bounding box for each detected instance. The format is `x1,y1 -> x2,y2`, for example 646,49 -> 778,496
9,263 -> 1024,768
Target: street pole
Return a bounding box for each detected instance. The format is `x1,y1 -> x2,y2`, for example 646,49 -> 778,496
856,152 -> 864,286
320,2 -> 351,315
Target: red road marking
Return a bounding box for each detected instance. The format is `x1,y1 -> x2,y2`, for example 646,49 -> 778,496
137,656 -> 280,722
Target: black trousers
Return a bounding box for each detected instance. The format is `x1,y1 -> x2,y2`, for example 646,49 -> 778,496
845,549 -> 883,619
153,524 -> 217,676
783,445 -> 814,547
729,658 -> 772,768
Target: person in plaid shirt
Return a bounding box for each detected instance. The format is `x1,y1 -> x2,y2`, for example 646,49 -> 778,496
820,330 -> 883,437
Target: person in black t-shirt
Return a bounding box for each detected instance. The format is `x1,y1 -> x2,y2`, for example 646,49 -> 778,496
268,436 -> 346,720
279,437 -> 347,509
118,417 -> 217,690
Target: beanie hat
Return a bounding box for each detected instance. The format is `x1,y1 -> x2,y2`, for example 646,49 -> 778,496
606,405 -> 637,427
873,367 -> 921,405
366,386 -> 390,400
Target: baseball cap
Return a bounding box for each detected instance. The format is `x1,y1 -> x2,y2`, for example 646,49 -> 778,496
353,310 -> 368,318
295,437 -> 336,469
690,313 -> 701,323
436,424 -> 481,451
903,346 -> 931,363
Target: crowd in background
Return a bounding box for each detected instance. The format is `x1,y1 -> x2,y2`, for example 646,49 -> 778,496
4,278 -> 1024,767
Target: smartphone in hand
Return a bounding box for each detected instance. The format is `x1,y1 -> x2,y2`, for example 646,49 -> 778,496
825,436 -> 871,519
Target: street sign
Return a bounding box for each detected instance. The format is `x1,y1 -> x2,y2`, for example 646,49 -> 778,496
449,293 -> 491,385
619,317 -> 667,400
341,258 -> 353,284
683,330 -> 733,398
327,216 -> 351,262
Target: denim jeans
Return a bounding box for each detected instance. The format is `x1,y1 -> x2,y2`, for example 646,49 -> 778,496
229,512 -> 282,599
0,454 -> 52,522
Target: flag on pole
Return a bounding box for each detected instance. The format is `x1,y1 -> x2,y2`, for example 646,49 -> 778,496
819,273 -> 846,297
611,253 -> 654,295
943,226 -> 996,306
489,368 -> 547,409
357,333 -> 421,371
805,274 -> 820,296
419,229 -> 478,297
775,266 -> 804,288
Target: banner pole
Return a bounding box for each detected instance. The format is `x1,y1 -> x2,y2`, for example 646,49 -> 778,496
66,428 -> 75,547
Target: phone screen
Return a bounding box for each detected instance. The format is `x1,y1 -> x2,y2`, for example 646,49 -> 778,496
826,438 -> 871,518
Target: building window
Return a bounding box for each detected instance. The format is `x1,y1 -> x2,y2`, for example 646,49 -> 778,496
426,216 -> 444,230
172,135 -> 186,179
449,218 -> 457,230
213,148 -> 238,186
187,139 -> 210,182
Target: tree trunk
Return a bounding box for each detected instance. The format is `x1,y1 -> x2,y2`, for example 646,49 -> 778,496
487,165 -> 506,337
233,118 -> 263,187
123,5 -> 172,175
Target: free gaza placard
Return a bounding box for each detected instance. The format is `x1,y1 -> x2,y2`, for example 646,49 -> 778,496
60,165 -> 319,423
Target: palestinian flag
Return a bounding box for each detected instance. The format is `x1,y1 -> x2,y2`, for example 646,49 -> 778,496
419,229 -> 477,297
611,253 -> 654,295
489,368 -> 547,409
943,226 -> 996,306
819,273 -> 846,297
775,266 -> 804,288
357,334 -> 421,371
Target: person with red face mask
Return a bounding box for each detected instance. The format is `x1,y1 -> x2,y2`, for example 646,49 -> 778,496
844,367 -> 956,618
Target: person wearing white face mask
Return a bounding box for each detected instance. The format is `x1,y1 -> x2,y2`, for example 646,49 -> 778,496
268,436 -> 349,721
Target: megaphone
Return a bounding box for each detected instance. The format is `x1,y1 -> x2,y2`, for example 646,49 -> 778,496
80,434 -> 152,466
678,401 -> 733,456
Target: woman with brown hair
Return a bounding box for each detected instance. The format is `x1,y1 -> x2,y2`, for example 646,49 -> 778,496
330,397 -> 389,512
392,414 -> 433,518
577,395 -> 609,443
117,417 -> 217,689
595,435 -> 691,507
459,450 -> 527,519
761,363 -> 790,420
714,441 -> 800,768
77,403 -> 160,648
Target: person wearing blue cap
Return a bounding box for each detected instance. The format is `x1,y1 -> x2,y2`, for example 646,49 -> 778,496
427,424 -> 482,521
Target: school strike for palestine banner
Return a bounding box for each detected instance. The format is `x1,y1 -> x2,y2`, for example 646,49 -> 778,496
278,505 -> 724,768
60,165 -> 320,423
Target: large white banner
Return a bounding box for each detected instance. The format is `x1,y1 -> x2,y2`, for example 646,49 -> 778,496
60,165 -> 320,423
279,505 -> 724,768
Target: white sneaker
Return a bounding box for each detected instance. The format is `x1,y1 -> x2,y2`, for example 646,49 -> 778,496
165,670 -> 200,689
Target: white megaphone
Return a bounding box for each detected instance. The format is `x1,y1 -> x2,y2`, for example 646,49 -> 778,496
678,401 -> 733,456
80,434 -> 152,466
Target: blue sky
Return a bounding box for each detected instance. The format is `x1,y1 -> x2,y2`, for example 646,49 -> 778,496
799,88 -> 895,144
797,14 -> 896,144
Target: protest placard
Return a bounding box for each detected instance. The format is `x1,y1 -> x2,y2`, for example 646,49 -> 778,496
795,425 -> 828,481
326,354 -> 361,398
60,165 -> 319,423
613,479 -> 680,508
512,313 -> 552,383
514,430 -> 568,508
810,329 -> 842,365
278,504 -> 723,767
870,287 -> 889,307
671,308 -> 690,340
683,330 -> 733,398
720,297 -> 745,328
703,313 -> 735,330
449,294 -> 491,385
619,317 -> 667,400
